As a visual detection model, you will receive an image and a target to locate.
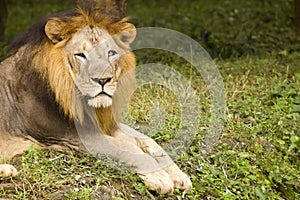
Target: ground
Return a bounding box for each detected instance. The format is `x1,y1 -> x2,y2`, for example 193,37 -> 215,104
0,0 -> 299,199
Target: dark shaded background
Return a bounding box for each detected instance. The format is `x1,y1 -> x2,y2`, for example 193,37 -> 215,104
1,0 -> 299,59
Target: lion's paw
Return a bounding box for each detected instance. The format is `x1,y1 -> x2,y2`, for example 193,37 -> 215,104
139,170 -> 174,194
164,164 -> 192,191
0,164 -> 18,178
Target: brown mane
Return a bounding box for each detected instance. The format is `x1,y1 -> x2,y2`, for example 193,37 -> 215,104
8,11 -> 77,53
9,0 -> 127,52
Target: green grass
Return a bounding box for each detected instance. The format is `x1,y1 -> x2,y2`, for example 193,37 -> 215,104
1,0 -> 300,199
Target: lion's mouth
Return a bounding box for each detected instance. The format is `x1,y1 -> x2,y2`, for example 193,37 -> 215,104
95,91 -> 112,98
87,91 -> 113,108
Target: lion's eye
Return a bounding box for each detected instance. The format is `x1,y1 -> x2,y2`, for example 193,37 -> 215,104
108,50 -> 117,57
74,53 -> 86,59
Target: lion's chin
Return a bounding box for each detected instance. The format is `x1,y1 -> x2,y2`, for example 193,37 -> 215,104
87,95 -> 112,108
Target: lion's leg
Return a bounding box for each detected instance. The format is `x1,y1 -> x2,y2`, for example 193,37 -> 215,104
102,134 -> 175,194
116,124 -> 192,191
0,134 -> 42,178
82,130 -> 174,194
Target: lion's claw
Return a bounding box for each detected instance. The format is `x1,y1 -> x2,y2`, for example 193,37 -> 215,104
139,170 -> 174,194
164,163 -> 192,191
0,164 -> 18,177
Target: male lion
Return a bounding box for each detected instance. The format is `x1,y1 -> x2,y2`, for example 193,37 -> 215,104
0,0 -> 192,194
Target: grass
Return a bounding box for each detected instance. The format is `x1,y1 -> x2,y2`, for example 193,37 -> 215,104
1,0 -> 300,199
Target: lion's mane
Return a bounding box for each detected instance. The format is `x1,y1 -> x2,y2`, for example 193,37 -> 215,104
8,1 -> 136,134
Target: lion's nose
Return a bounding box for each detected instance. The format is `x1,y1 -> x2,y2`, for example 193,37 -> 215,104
92,77 -> 112,86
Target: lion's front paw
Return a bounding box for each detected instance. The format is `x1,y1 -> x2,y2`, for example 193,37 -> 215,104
139,170 -> 174,194
164,164 -> 192,191
0,164 -> 18,178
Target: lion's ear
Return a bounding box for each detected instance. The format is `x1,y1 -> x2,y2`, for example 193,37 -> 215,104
115,23 -> 136,49
45,18 -> 66,44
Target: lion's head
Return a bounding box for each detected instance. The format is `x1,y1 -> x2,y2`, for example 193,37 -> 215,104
10,1 -> 136,127
45,19 -> 136,109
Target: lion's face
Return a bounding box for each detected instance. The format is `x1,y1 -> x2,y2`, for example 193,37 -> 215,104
65,27 -> 125,108
43,14 -> 136,118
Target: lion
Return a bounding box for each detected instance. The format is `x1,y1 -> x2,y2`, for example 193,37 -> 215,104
0,0 -> 192,194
